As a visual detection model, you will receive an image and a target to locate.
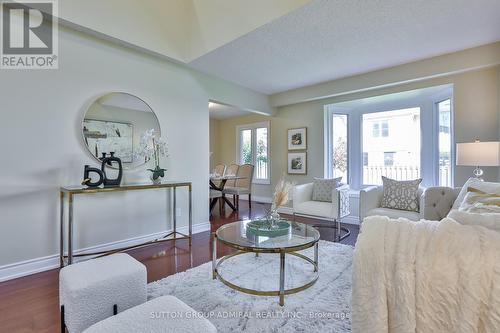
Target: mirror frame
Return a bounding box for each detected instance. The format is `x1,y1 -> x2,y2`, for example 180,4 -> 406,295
81,92 -> 161,170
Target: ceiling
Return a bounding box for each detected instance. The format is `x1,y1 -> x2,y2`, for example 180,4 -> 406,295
189,0 -> 500,94
57,0 -> 311,63
209,102 -> 255,120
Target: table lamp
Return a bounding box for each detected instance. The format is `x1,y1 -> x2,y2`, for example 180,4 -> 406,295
456,140 -> 500,180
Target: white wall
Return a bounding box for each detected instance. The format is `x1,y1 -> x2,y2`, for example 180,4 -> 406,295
270,42 -> 500,107
209,118 -> 221,171
58,0 -> 193,61
0,24 -> 271,278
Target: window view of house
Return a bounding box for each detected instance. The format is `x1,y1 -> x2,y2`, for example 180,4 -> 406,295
383,152 -> 395,166
372,121 -> 389,137
438,99 -> 452,186
326,86 -> 453,189
362,108 -> 421,185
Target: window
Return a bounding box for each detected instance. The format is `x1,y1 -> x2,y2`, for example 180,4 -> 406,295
381,121 -> 389,137
372,123 -> 380,137
332,114 -> 348,183
236,121 -> 270,184
325,86 -> 453,189
362,108 -> 420,184
363,152 -> 369,166
384,152 -> 395,166
437,99 -> 452,186
371,121 -> 389,138
239,129 -> 252,164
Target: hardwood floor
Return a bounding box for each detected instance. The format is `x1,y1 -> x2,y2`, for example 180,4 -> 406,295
0,201 -> 359,333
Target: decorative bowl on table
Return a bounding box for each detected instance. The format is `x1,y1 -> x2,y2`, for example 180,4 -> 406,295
246,219 -> 291,238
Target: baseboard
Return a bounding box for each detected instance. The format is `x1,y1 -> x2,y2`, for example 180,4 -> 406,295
250,195 -> 272,203
276,206 -> 294,215
0,222 -> 211,283
342,216 -> 360,225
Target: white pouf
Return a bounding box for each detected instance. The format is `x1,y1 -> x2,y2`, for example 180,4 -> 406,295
82,295 -> 217,333
60,253 -> 147,333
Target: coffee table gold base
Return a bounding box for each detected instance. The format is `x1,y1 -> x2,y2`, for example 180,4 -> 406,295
212,237 -> 319,306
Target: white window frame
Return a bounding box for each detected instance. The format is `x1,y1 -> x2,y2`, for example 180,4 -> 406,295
236,121 -> 271,184
324,86 -> 453,189
324,111 -> 350,182
432,94 -> 455,187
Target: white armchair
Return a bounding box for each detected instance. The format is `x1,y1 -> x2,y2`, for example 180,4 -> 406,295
359,185 -> 425,222
292,183 -> 350,241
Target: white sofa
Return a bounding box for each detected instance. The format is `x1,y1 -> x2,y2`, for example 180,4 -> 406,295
421,186 -> 461,220
360,178 -> 500,223
359,185 -> 425,222
433,178 -> 500,219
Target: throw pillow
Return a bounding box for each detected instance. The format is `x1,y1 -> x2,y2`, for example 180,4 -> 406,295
448,210 -> 500,231
380,176 -> 422,212
312,177 -> 342,202
452,178 -> 500,210
459,187 -> 500,214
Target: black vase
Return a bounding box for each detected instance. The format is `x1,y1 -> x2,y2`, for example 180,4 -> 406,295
101,152 -> 123,186
82,165 -> 105,187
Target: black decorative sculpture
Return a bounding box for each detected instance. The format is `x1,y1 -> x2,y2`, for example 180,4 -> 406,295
101,152 -> 123,186
81,165 -> 105,187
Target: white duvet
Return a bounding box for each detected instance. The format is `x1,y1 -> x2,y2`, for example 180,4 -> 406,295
352,216 -> 500,333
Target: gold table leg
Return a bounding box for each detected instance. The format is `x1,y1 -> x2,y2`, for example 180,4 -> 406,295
212,235 -> 217,279
173,187 -> 177,240
279,251 -> 285,306
59,191 -> 64,268
189,184 -> 192,246
314,242 -> 319,272
68,193 -> 74,265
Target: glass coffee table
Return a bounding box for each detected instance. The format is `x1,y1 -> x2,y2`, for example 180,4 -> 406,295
212,220 -> 320,306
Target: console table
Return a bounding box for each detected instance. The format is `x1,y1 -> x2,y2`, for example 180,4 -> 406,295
59,181 -> 192,267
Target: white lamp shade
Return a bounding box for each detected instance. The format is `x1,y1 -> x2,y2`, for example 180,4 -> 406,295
456,141 -> 500,166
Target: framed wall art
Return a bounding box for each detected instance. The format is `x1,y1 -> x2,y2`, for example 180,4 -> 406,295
287,152 -> 307,175
287,127 -> 307,150
83,119 -> 134,163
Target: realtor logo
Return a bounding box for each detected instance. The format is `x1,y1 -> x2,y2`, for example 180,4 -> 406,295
1,0 -> 58,69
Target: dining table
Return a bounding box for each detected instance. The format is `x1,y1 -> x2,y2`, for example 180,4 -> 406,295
209,175 -> 244,211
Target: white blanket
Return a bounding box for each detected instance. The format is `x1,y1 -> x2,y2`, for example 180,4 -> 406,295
352,216 -> 500,333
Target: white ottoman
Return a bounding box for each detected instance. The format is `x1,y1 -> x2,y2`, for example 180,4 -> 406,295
60,253 -> 147,333
83,296 -> 217,333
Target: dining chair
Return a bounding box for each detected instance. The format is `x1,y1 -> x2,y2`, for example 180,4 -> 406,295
209,189 -> 223,215
213,164 -> 226,176
223,164 -> 254,210
224,164 -> 239,187
211,164 -> 226,188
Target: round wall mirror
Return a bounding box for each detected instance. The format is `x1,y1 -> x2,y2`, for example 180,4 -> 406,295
82,92 -> 160,169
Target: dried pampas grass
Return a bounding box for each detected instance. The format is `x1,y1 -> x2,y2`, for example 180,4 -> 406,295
272,177 -> 295,210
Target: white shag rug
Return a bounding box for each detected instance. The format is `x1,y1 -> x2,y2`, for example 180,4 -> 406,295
148,240 -> 353,333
